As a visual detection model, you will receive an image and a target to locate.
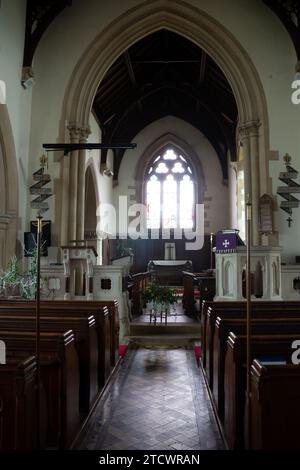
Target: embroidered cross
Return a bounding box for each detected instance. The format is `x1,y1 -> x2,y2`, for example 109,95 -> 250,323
223,239 -> 230,248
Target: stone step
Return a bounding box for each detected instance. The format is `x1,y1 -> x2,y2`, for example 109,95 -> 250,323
130,323 -> 201,336
128,333 -> 200,348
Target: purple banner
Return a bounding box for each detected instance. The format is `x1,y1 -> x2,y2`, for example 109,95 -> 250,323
216,232 -> 238,253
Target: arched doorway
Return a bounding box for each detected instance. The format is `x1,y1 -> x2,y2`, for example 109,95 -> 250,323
59,0 -> 270,247
0,104 -> 18,271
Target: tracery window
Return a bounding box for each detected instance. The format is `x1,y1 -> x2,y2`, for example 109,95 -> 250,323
145,148 -> 195,229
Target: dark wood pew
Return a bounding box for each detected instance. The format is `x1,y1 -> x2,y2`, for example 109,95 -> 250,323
201,300 -> 300,369
0,355 -> 37,449
250,360 -> 300,449
0,330 -> 79,449
182,271 -> 199,314
204,302 -> 300,382
212,317 -> 300,420
130,272 -> 149,317
224,332 -> 300,449
183,271 -> 215,315
0,301 -> 112,387
0,299 -> 119,367
0,315 -> 98,413
58,300 -> 120,368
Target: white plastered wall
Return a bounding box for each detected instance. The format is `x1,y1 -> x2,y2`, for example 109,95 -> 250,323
0,0 -> 32,240
25,0 -> 300,260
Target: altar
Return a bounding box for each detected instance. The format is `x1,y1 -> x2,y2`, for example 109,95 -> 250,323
147,260 -> 193,285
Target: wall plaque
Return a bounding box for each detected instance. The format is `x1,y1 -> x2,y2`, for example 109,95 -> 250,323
259,194 -> 273,234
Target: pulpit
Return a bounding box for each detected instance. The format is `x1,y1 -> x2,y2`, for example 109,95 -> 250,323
214,231 -> 282,301
61,245 -> 97,300
147,260 -> 193,285
40,243 -> 132,341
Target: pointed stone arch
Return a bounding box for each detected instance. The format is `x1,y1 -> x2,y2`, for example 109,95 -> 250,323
59,0 -> 270,245
0,104 -> 18,271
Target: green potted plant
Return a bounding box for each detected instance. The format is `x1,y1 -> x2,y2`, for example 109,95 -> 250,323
0,256 -> 21,298
143,281 -> 178,315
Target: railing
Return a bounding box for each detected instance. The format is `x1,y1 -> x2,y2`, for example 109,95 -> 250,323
182,270 -> 215,316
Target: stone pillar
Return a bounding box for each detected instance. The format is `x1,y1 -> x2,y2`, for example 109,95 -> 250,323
248,122 -> 261,246
67,123 -> 81,243
0,214 -> 11,272
76,126 -> 91,241
238,121 -> 261,245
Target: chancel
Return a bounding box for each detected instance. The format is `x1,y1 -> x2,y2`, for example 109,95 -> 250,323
0,0 -> 300,453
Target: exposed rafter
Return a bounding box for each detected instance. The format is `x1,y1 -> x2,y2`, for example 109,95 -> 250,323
93,30 -> 238,183
123,50 -> 143,113
23,0 -> 72,74
263,0 -> 300,59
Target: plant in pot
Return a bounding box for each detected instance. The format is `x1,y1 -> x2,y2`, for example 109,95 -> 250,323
0,256 -> 22,298
143,281 -> 178,315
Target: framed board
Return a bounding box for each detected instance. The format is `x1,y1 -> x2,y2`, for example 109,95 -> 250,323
259,194 -> 273,234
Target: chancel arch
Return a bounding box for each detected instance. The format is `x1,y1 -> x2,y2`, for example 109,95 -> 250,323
59,0 -> 271,247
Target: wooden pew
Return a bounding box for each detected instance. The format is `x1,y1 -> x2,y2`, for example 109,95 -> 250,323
224,332 -> 300,449
0,299 -> 119,367
204,302 -> 300,382
183,271 -> 215,315
0,355 -> 37,449
55,300 -> 120,368
212,317 -> 300,420
201,300 -> 300,369
0,315 -> 98,413
130,272 -> 149,317
0,301 -> 112,387
0,330 -> 79,449
250,360 -> 300,449
182,271 -> 198,314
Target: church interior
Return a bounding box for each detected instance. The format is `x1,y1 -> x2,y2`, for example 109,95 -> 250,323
0,0 -> 300,452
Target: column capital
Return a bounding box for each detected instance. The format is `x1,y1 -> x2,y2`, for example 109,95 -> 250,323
67,122 -> 82,142
238,120 -> 261,139
79,126 -> 91,143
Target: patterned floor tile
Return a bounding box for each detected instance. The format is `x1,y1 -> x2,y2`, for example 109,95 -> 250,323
77,347 -> 224,450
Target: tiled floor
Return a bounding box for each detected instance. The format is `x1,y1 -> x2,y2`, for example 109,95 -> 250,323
77,348 -> 224,450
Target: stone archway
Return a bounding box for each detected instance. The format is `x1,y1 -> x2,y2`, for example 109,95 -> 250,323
0,104 -> 18,272
59,0 -> 270,245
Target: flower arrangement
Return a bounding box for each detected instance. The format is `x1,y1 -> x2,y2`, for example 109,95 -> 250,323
143,281 -> 178,306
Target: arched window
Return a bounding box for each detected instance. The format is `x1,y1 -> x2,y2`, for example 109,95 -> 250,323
146,148 -> 195,229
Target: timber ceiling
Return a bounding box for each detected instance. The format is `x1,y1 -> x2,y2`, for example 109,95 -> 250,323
23,1 -> 300,180
93,29 -> 238,181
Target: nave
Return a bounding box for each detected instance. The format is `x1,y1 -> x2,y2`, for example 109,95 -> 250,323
76,348 -> 224,451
